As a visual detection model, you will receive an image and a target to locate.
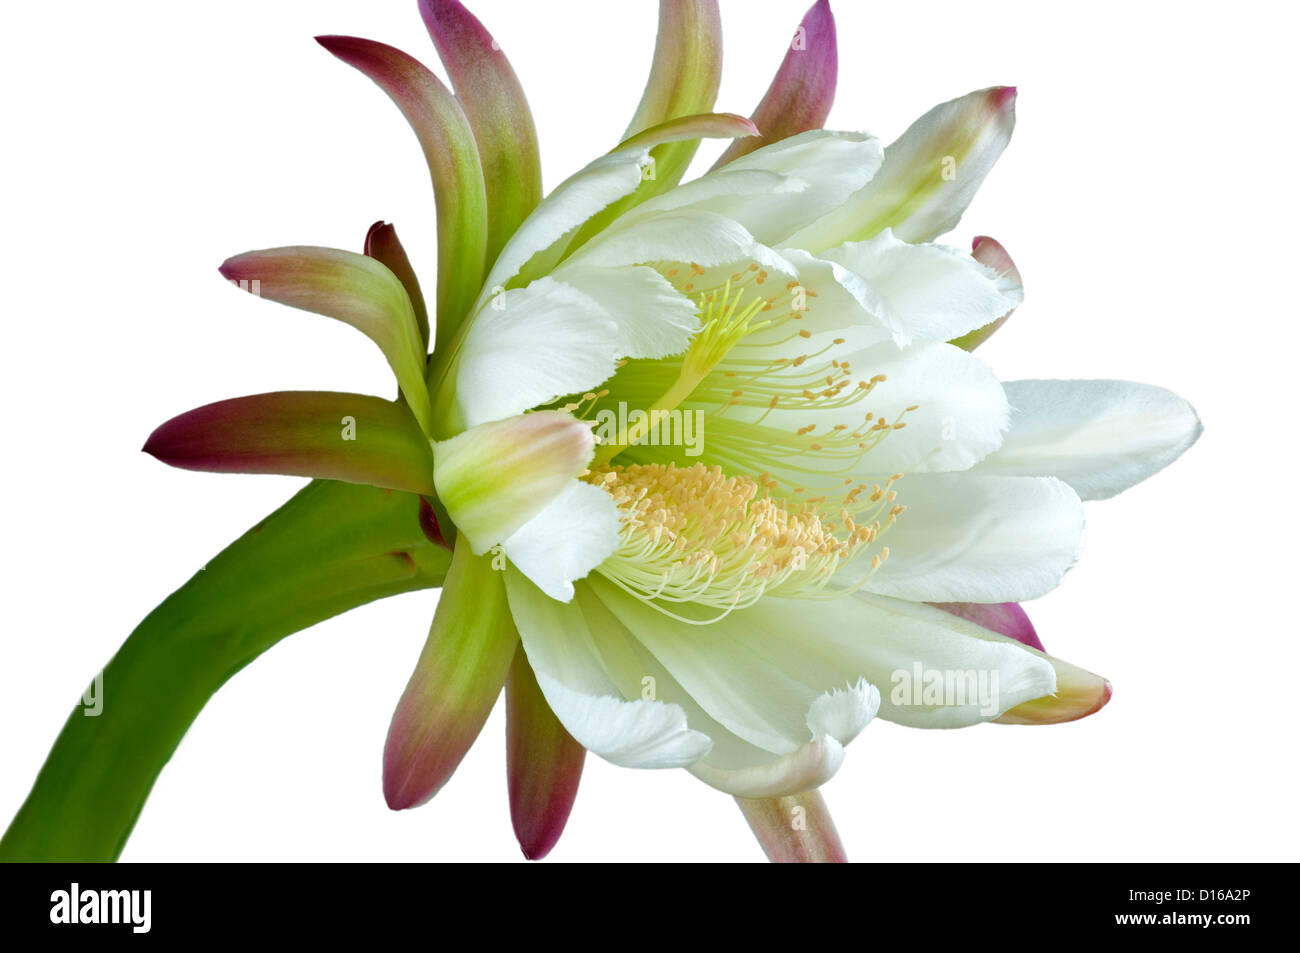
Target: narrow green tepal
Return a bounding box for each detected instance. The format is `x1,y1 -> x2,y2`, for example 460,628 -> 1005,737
0,480 -> 451,862
419,0 -> 543,272
144,391 -> 437,494
220,246 -> 434,433
568,0 -> 724,244
317,34 -> 489,349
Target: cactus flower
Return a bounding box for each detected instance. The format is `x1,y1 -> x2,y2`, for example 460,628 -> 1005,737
4,0 -> 1200,864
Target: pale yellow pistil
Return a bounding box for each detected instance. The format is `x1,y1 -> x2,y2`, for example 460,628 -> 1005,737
591,280 -> 769,465
574,266 -> 915,490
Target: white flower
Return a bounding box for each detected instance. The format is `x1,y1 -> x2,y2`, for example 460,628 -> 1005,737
421,104 -> 1201,798
147,4 -> 1202,858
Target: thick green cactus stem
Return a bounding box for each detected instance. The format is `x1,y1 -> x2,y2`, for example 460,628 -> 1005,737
0,479 -> 451,861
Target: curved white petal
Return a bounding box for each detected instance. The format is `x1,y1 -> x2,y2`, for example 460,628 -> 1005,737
501,480 -> 621,602
692,339 -> 1009,489
975,379 -> 1203,500
618,167 -> 801,221
587,576 -> 886,754
720,130 -> 882,199
570,208 -> 795,275
452,276 -> 618,429
687,679 -> 880,798
534,672 -> 713,769
647,131 -> 884,246
504,570 -> 712,767
478,148 -> 650,303
856,340 -> 1011,473
573,582 -> 878,795
862,473 -> 1085,602
689,736 -> 845,798
591,576 -> 1054,733
807,678 -> 879,746
847,594 -> 1058,728
725,248 -> 895,353
785,87 -> 1016,250
589,582 -> 817,753
819,230 -> 1022,344
552,263 -> 698,360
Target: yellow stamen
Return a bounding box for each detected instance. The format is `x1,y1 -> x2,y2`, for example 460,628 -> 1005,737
586,462 -> 901,623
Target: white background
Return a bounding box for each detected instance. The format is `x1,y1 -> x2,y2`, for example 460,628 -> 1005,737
1,0 -> 1296,862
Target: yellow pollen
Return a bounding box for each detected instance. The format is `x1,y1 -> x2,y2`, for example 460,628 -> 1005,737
585,462 -> 900,622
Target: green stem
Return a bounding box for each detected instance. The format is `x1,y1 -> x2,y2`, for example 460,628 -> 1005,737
0,480 -> 451,861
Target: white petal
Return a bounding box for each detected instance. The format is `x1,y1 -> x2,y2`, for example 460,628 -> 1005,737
552,263 -> 698,360
807,678 -> 880,746
785,87 -> 1016,250
688,679 -> 881,797
863,473 -> 1085,602
592,576 -> 1054,733
720,131 -> 882,211
689,736 -> 845,798
859,340 -> 1010,473
848,594 -> 1058,728
534,672 -> 713,769
589,582 -> 814,753
451,276 -> 618,429
577,585 -> 841,790
819,229 -> 1022,344
478,148 -> 650,302
735,247 -> 895,350
975,379 -> 1203,500
694,339 -> 1009,490
569,582 -> 871,796
570,208 -> 795,274
504,570 -> 712,767
635,131 -> 884,246
501,481 -> 621,603
589,577 -> 889,754
618,167 -> 800,220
